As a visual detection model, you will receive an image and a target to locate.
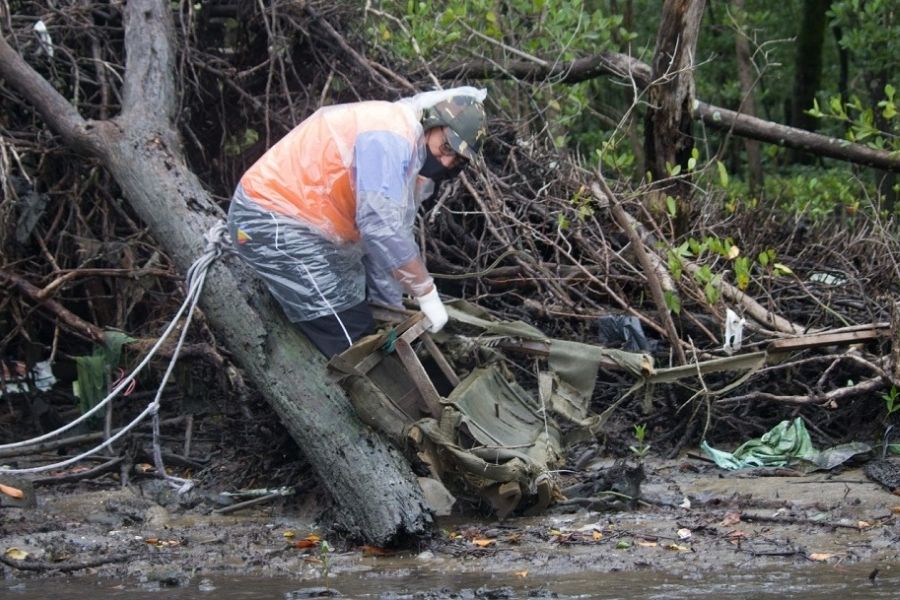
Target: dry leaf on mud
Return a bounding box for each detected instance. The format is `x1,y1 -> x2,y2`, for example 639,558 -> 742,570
592,531 -> 603,541
515,570 -> 528,578
293,534 -> 321,549
808,553 -> 835,561
890,506 -> 900,514
360,545 -> 391,556
857,521 -> 871,529
283,531 -> 296,538
637,540 -> 658,548
472,538 -> 495,547
4,548 -> 29,560
0,483 -> 24,499
720,511 -> 742,526
144,538 -> 180,547
664,543 -> 691,552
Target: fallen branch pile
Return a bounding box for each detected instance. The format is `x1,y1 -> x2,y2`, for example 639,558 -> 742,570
1,1 -> 897,482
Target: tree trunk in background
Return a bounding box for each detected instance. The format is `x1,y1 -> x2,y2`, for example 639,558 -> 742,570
866,72 -> 898,213
790,0 -> 831,163
0,0 -> 431,546
643,0 -> 706,232
609,0 -> 635,50
733,0 -> 764,193
832,24 -> 850,106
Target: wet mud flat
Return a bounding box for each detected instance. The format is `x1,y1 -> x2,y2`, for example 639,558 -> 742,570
1,459 -> 898,596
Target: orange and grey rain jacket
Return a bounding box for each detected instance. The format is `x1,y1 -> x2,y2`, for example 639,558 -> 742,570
227,99 -> 432,322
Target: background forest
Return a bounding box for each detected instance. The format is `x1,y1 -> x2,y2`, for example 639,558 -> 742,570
1,0 -> 898,478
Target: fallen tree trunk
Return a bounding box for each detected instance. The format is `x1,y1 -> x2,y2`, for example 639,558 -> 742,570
692,102 -> 900,172
0,0 -> 430,545
441,52 -> 900,173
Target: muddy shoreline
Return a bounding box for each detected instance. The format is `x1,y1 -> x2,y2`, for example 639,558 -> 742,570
2,458 -> 898,594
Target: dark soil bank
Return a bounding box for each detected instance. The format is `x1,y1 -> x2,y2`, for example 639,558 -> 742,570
2,459 -> 898,593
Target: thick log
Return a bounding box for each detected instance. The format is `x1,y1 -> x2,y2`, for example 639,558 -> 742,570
0,0 -> 430,545
693,102 -> 900,172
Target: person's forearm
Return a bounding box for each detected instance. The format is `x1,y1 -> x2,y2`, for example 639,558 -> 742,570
392,256 -> 434,297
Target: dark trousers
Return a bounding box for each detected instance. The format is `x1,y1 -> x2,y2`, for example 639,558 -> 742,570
295,300 -> 375,358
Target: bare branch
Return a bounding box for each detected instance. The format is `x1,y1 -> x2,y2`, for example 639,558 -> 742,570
0,33 -> 93,151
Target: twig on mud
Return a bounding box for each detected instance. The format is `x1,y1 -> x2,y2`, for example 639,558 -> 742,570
213,491 -> 284,515
744,546 -> 804,558
740,511 -> 886,530
0,551 -> 138,573
32,455 -> 123,486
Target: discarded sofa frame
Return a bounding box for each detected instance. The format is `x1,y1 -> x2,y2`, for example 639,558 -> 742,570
327,301 -> 892,518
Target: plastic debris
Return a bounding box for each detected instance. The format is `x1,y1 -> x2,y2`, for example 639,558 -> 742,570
597,315 -> 657,352
723,308 -> 745,355
33,20 -> 53,58
701,417 -> 871,472
1,360 -> 56,396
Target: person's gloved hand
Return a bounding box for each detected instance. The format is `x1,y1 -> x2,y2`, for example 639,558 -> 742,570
416,287 -> 448,333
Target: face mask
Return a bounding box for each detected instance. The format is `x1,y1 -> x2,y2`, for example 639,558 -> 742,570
420,148 -> 467,183
419,149 -> 452,180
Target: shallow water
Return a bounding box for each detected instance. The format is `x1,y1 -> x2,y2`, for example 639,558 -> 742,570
4,563 -> 898,599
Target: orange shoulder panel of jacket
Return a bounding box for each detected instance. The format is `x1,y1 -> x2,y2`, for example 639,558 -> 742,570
239,101 -> 417,242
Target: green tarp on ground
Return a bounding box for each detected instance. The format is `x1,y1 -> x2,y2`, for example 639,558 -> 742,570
701,417 -> 871,472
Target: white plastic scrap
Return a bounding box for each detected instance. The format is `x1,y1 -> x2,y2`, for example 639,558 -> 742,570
1,360 -> 56,396
33,20 -> 54,58
723,308 -> 746,355
809,272 -> 847,286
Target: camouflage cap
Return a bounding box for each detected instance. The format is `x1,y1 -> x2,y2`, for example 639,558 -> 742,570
422,95 -> 487,161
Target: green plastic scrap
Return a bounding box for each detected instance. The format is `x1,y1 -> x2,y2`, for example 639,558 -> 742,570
381,329 -> 398,353
701,417 -> 871,472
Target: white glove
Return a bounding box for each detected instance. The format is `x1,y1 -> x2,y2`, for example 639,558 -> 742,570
416,287 -> 448,333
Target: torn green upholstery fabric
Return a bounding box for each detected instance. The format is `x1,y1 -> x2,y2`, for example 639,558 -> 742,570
547,339 -> 650,401
702,417 -> 871,472
445,300 -> 652,405
413,365 -> 564,518
447,366 -> 563,470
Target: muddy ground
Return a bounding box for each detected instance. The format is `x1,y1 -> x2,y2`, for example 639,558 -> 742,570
2,457 -> 899,594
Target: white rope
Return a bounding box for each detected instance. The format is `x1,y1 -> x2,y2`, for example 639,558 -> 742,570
0,222 -> 228,484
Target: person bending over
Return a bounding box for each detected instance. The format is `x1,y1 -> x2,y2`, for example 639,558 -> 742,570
227,87 -> 487,357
